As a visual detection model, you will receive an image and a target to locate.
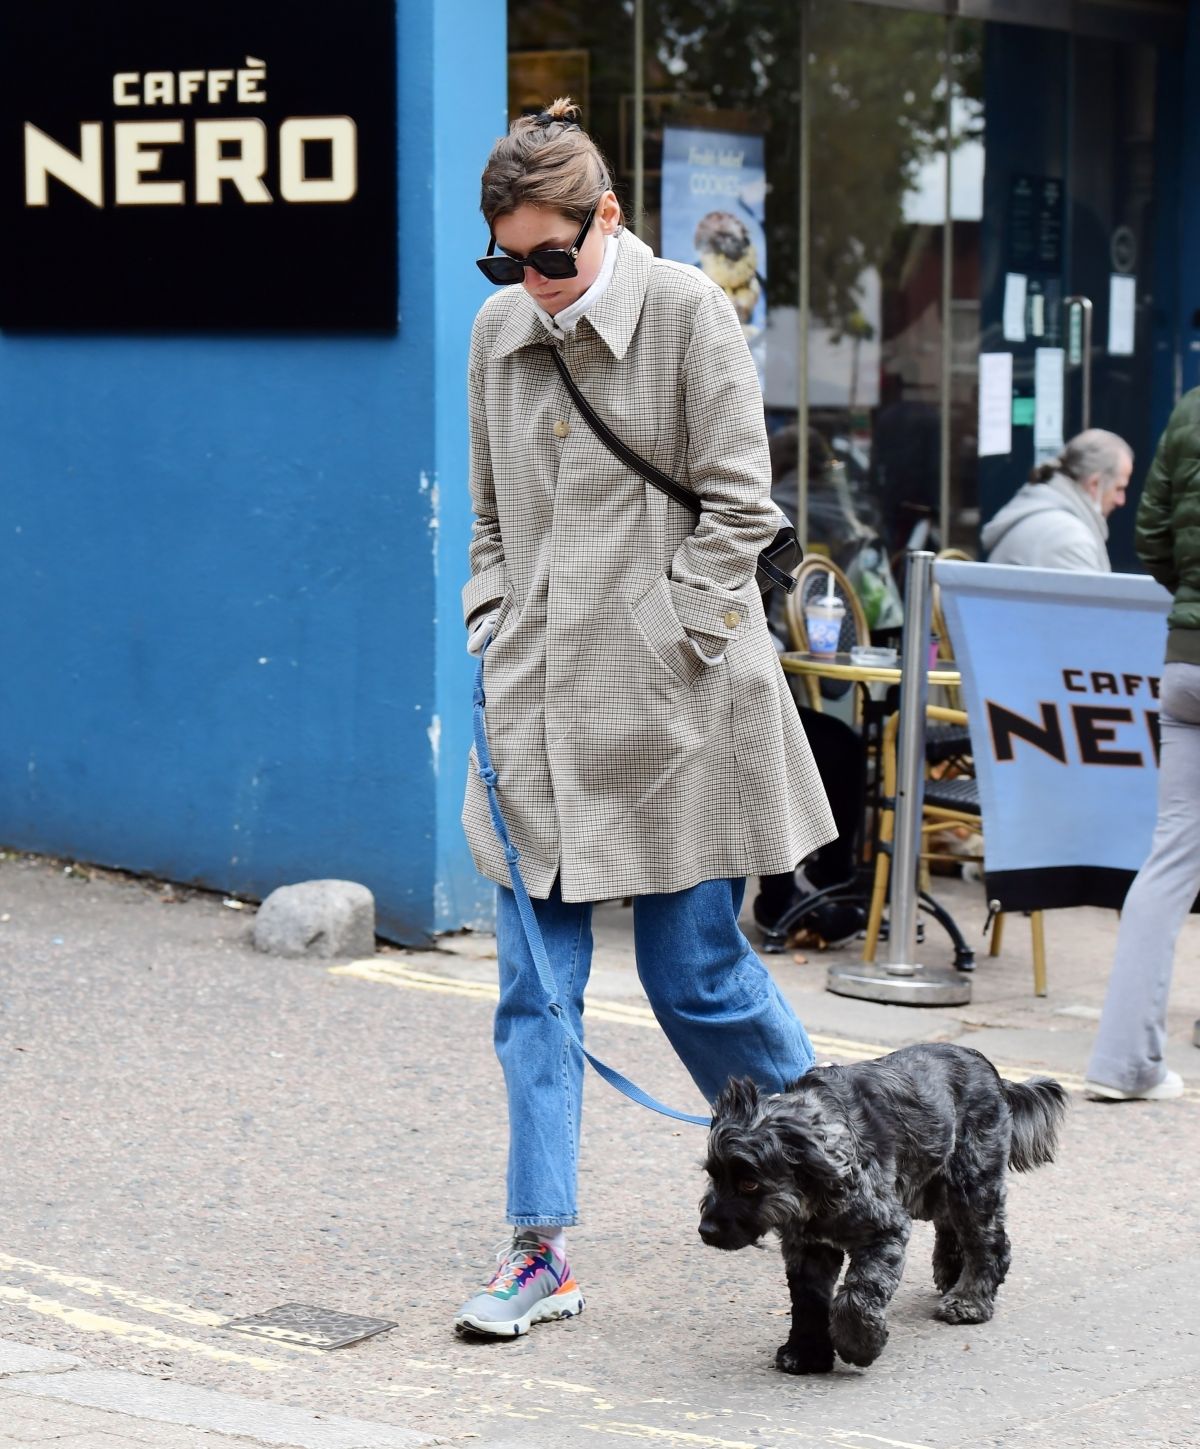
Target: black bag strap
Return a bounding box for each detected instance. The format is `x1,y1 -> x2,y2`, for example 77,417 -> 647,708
547,346 -> 701,517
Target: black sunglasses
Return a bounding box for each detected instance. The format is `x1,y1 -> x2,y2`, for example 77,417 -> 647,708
476,205 -> 597,286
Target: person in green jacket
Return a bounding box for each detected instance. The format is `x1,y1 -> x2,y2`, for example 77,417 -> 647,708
1084,387 -> 1200,1101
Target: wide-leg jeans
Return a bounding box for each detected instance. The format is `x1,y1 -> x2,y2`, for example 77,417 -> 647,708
494,876 -> 816,1226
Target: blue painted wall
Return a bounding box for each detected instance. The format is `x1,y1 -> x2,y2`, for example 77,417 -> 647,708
0,0 -> 505,943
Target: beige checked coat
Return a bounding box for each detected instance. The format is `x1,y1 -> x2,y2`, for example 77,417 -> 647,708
461,228 -> 836,902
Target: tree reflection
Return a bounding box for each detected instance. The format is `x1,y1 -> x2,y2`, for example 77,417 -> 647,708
650,0 -> 981,336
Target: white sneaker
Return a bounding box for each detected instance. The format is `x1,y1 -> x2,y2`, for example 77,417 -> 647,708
1083,1069 -> 1184,1102
453,1232 -> 584,1338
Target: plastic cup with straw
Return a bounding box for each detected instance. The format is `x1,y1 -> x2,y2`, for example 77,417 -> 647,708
806,569 -> 846,657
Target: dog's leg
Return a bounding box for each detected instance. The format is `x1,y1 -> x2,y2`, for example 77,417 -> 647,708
933,1178 -> 1011,1325
932,1218 -> 964,1296
829,1223 -> 910,1368
923,1179 -> 964,1294
776,1240 -> 843,1375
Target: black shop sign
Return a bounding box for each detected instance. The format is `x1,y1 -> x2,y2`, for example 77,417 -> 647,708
0,1 -> 397,330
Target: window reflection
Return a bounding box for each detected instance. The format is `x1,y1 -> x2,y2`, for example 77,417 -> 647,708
505,0 -> 1166,587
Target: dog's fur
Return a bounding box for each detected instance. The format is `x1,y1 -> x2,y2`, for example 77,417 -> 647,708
698,1043 -> 1066,1373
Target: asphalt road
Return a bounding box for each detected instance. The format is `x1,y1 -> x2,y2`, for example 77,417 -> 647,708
1,855 -> 1198,1448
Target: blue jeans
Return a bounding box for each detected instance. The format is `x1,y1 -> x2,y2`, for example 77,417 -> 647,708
494,877 -> 816,1226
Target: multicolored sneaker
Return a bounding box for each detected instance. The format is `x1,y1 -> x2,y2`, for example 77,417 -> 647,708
453,1232 -> 584,1337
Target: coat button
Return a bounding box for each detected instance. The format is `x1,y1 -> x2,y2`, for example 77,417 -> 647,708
723,610 -> 741,629
553,420 -> 570,439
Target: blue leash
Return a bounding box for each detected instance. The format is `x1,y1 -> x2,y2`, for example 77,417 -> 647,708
472,648 -> 711,1128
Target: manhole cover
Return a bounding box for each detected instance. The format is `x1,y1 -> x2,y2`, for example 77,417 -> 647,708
222,1303 -> 397,1350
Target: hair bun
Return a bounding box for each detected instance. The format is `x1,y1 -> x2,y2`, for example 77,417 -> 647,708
537,96 -> 582,128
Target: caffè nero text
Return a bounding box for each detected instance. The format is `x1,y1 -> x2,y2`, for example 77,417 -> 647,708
24,59 -> 357,206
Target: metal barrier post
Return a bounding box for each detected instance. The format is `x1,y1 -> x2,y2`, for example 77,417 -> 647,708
885,549 -> 933,974
827,551 -> 971,1006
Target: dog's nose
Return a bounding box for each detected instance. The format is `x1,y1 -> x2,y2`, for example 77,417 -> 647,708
698,1219 -> 720,1245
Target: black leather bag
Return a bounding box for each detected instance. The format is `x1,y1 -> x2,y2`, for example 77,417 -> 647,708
548,347 -> 800,595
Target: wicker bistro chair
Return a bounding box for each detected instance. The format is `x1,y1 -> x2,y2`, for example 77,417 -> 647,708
783,557 -> 871,721
862,705 -> 1049,996
927,561 -> 972,764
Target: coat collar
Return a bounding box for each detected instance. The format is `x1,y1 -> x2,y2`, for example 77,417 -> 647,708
490,229 -> 652,362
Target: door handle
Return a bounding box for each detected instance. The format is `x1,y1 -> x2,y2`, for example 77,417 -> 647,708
1064,296 -> 1094,430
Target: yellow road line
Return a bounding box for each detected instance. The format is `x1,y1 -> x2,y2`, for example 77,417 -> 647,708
333,958 -> 866,1039
0,1283 -> 289,1372
0,1252 -> 229,1330
335,957 -> 1195,1098
826,1431 -> 935,1449
578,1423 -> 763,1448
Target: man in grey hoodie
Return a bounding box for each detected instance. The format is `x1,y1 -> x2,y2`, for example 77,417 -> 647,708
981,430 -> 1133,571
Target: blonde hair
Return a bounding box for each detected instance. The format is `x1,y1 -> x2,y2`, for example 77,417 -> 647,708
480,97 -> 618,227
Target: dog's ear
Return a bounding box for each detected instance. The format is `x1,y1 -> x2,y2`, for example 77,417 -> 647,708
712,1075 -> 760,1122
770,1097 -> 856,1196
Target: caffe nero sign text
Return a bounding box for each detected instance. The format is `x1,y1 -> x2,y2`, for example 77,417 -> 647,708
0,2 -> 397,329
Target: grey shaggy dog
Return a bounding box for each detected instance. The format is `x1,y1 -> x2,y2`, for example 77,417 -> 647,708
698,1042 -> 1066,1374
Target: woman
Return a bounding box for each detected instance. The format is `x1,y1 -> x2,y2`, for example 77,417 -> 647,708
1084,388 -> 1200,1101
455,100 -> 835,1336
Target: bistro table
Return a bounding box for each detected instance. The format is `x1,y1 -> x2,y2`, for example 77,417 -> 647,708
777,650 -> 973,999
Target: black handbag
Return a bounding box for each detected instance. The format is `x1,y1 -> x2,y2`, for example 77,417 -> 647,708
548,347 -> 800,595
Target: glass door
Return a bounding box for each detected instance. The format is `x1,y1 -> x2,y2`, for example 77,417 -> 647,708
973,19 -> 1162,570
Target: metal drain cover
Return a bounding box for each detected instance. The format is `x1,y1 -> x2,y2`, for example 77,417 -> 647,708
222,1303 -> 397,1350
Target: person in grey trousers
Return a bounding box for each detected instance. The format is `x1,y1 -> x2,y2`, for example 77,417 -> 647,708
1084,388 -> 1200,1101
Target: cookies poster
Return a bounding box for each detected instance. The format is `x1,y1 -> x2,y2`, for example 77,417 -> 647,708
660,124 -> 767,377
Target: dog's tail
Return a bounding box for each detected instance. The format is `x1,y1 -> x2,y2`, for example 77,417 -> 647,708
1003,1077 -> 1067,1172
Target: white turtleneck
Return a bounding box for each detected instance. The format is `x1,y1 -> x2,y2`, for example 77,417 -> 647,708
532,230 -> 619,339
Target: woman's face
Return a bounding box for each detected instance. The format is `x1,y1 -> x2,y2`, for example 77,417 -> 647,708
491,191 -> 621,315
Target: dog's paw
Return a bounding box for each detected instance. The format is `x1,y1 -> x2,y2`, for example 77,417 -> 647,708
934,1292 -> 995,1325
830,1298 -> 888,1368
775,1336 -> 834,1375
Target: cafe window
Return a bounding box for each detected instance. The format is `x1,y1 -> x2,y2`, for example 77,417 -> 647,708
507,0 -> 1182,594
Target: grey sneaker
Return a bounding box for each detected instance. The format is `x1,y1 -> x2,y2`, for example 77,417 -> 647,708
1083,1069 -> 1184,1102
453,1232 -> 584,1338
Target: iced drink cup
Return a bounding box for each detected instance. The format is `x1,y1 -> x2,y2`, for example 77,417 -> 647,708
806,596 -> 845,657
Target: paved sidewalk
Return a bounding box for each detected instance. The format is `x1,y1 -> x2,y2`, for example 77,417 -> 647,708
0,1339 -> 444,1449
1,851 -> 1198,1448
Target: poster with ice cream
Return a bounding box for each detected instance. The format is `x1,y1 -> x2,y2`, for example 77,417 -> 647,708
660,124 -> 767,381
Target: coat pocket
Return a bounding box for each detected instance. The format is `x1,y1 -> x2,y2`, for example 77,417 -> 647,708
631,574 -> 705,686
490,587 -> 517,642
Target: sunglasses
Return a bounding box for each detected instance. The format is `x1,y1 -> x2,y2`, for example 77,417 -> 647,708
476,205 -> 597,286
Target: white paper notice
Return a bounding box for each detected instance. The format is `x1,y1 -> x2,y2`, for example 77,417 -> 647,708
1109,274 -> 1136,356
978,352 -> 1013,458
1003,273 -> 1027,342
1034,347 -> 1065,457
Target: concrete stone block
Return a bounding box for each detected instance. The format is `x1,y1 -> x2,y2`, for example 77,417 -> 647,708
252,881 -> 376,960
6,1371 -> 432,1447
0,1338 -> 82,1376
